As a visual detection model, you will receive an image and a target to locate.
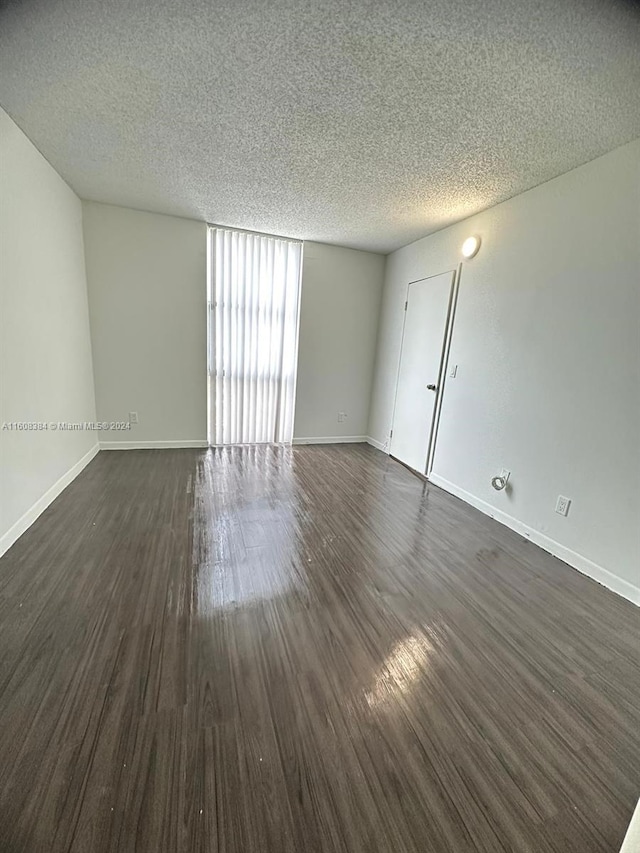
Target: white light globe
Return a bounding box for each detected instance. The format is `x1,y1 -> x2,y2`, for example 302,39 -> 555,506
461,236 -> 481,259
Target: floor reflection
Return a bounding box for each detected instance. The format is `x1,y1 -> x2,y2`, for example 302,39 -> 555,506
365,632 -> 436,708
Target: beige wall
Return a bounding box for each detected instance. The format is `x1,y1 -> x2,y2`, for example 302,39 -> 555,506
82,203 -> 207,447
294,242 -> 385,442
82,217 -> 385,448
369,140 -> 640,602
0,108 -> 97,554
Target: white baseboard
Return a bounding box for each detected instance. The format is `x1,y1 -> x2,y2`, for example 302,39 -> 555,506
620,798 -> 640,853
99,439 -> 208,450
366,436 -> 388,452
0,443 -> 100,558
292,435 -> 367,445
429,473 -> 640,607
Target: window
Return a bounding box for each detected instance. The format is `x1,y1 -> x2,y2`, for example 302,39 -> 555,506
207,227 -> 303,445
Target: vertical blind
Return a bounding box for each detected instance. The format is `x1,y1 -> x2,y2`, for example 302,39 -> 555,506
208,227 -> 303,445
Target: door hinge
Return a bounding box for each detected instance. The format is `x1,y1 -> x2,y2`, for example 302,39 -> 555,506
389,429 -> 393,438
404,301 -> 408,311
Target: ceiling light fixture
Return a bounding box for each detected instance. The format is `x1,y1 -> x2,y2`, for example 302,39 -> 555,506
461,235 -> 481,259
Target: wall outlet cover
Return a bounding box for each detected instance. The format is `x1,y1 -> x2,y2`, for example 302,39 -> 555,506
555,495 -> 571,516
129,412 -> 139,424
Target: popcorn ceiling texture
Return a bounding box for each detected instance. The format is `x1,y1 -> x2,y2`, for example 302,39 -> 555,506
1,0 -> 639,252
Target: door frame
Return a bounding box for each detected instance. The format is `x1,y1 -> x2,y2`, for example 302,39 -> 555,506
389,264 -> 462,478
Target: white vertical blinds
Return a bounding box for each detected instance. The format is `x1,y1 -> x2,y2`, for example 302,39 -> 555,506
208,227 -> 303,445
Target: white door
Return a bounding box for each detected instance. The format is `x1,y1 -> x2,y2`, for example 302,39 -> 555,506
390,271 -> 455,474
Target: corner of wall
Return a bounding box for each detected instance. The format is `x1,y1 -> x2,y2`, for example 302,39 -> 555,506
0,443 -> 99,558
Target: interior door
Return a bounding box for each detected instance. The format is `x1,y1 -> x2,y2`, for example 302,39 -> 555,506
390,270 -> 455,474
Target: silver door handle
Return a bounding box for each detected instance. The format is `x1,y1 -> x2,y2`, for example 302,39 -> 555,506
427,384 -> 437,391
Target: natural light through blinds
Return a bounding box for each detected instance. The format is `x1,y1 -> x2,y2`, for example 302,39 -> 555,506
207,227 -> 303,445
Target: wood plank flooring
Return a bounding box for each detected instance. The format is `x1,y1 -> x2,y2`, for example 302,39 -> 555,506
0,444 -> 638,852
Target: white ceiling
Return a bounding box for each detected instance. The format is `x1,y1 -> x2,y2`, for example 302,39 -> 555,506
1,0 -> 639,253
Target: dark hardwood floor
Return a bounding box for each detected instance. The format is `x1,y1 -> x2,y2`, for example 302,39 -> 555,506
0,444 -> 638,853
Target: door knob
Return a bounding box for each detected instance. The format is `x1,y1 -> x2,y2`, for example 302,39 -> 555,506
427,384 -> 437,391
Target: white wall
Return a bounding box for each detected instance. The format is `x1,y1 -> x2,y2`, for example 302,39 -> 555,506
0,108 -> 98,554
83,217 -> 383,449
82,202 -> 207,447
369,141 -> 640,602
294,242 -> 385,442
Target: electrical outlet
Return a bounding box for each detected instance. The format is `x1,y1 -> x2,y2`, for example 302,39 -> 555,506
337,411 -> 347,423
555,495 -> 571,517
449,364 -> 458,378
129,411 -> 139,425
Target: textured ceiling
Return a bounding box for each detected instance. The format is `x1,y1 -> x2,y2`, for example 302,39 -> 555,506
1,0 -> 639,253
